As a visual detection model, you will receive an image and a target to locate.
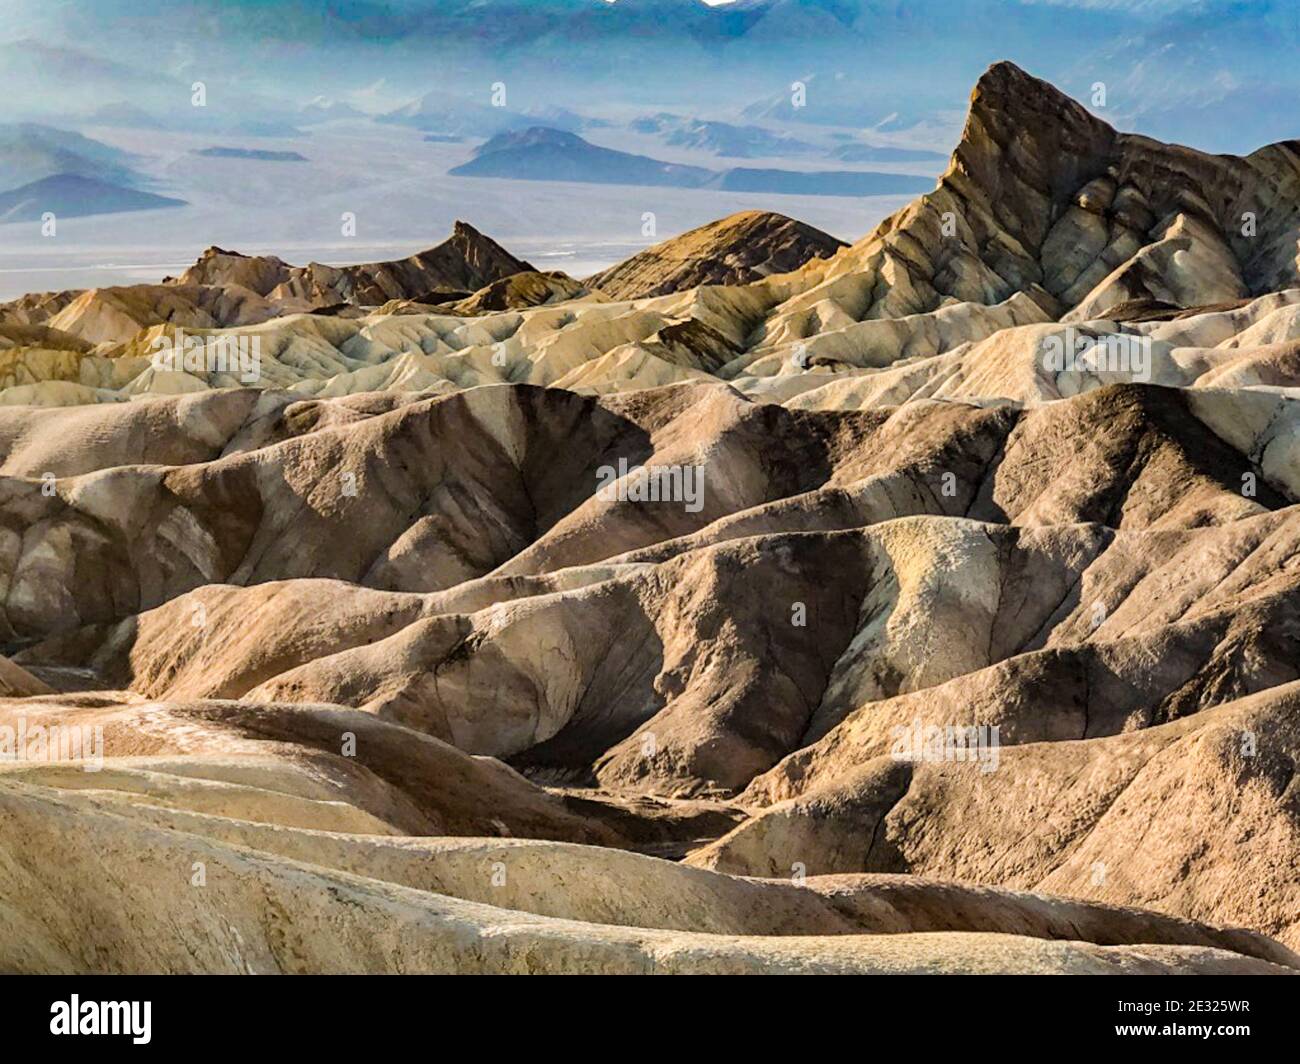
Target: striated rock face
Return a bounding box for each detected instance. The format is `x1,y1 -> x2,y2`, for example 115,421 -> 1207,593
41,283 -> 282,346
2,63 -> 1300,975
0,655 -> 51,697
168,246 -> 296,297
2,377 -> 1300,964
586,210 -> 847,300
748,62 -> 1300,357
424,269 -> 592,316
0,781 -> 1294,974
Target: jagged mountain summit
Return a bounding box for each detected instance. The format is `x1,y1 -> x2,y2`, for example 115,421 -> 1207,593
169,220 -> 534,308
2,61 -> 1300,975
0,221 -> 540,358
764,60 -> 1300,328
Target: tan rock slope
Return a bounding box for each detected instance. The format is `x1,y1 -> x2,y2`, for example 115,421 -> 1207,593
0,221 -> 535,356
6,60 -> 1300,405
260,221 -> 536,308
1,62 -> 1299,975
167,221 -> 535,308
1,782 -> 1293,974
585,210 -> 847,300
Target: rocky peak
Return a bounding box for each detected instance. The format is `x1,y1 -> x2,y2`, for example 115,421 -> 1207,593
587,209 -> 846,300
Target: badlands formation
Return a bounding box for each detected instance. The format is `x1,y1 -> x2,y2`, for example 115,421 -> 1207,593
1,62 -> 1299,974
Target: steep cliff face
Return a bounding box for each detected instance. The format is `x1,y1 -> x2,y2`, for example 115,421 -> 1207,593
756,61 -> 1300,346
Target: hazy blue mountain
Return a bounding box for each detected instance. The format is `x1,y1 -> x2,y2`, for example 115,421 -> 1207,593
0,124 -> 142,193
377,93 -> 536,136
452,125 -> 937,197
450,127 -> 714,187
84,102 -> 169,130
632,114 -> 820,158
80,102 -> 304,138
830,143 -> 949,163
193,147 -> 308,162
298,98 -> 367,124
0,173 -> 186,222
740,73 -> 952,132
709,167 -> 933,197
379,94 -> 601,137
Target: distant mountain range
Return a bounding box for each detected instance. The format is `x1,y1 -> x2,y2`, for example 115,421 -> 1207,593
451,127 -> 714,187
298,97 -> 366,124
193,148 -> 308,162
4,2 -> 1298,152
0,123 -> 141,193
0,124 -> 192,223
0,174 -> 185,223
631,114 -> 821,158
712,168 -> 934,197
377,94 -> 597,138
81,103 -> 303,138
829,143 -> 948,164
629,113 -> 949,165
451,127 -> 935,198
378,93 -> 536,138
